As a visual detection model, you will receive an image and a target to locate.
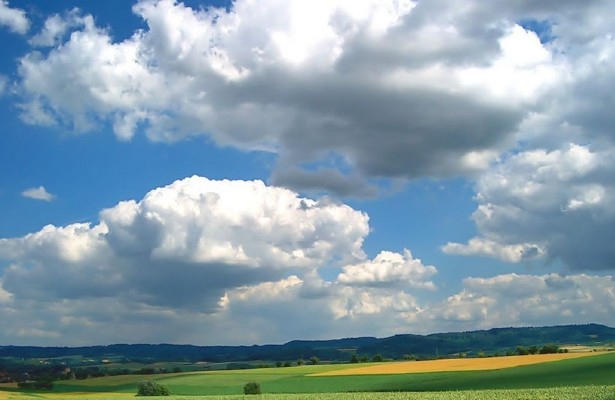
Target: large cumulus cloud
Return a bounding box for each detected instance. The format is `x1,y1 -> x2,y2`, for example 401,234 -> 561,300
0,176 -> 446,344
444,143 -> 615,270
0,176 -> 369,311
15,0 -> 569,191
438,0 -> 615,271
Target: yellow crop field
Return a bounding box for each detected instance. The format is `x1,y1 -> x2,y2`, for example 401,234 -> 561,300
311,352 -> 606,376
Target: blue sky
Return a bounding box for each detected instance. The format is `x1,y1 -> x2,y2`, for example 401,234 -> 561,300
0,0 -> 614,346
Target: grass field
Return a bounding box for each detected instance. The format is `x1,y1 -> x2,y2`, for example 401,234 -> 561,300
1,386 -> 614,400
1,352 -> 614,398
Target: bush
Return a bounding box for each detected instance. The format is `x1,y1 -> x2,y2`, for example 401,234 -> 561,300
243,381 -> 261,395
137,380 -> 170,396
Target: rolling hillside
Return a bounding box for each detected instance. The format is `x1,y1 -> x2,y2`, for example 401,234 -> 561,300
0,324 -> 613,363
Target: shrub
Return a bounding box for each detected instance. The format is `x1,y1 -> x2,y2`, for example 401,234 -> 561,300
243,381 -> 261,395
136,380 -> 170,396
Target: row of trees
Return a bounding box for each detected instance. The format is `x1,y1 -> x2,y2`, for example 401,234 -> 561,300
350,353 -> 384,363
273,356 -> 320,367
515,344 -> 566,355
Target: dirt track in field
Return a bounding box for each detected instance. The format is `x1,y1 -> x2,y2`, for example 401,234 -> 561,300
310,352 -> 606,376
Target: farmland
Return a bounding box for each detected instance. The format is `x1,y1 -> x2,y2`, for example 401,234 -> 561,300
1,386 -> 615,400
1,351 -> 613,399
312,351 -> 605,375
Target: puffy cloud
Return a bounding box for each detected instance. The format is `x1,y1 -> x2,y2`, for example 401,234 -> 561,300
338,249 -> 437,289
21,186 -> 55,201
0,175 -> 437,344
1,176 -> 369,313
449,144 -> 615,270
1,176 -> 439,344
427,273 -> 615,331
15,0 -> 573,194
442,238 -> 545,263
29,8 -> 87,47
1,181 -> 613,345
444,0 -> 615,272
4,0 -> 615,345
18,14 -> 165,135
218,273 -> 424,342
0,0 -> 29,34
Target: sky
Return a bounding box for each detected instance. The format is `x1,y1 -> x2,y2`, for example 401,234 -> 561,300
0,0 -> 614,346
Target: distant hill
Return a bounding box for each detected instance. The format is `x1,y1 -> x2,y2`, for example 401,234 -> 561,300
1,324 -> 613,363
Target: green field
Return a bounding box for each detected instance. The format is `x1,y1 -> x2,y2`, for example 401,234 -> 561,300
2,352 -> 614,399
1,386 -> 615,400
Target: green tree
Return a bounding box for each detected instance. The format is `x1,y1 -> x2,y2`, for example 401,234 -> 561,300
528,346 -> 539,355
372,354 -> 384,362
297,357 -> 305,366
350,354 -> 359,363
539,344 -> 560,354
137,380 -> 170,396
309,356 -> 320,365
243,381 -> 261,395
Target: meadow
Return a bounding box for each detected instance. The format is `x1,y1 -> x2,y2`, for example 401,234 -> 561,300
1,352 -> 614,399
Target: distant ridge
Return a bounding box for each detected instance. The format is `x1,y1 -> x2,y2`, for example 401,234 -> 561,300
1,324 -> 613,362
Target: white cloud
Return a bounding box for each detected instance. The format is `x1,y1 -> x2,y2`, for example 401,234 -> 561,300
442,238 -> 545,263
4,0 -> 615,345
0,0 -> 29,34
445,1 -> 615,272
218,273 -> 424,342
15,0 -> 573,193
29,9 -> 86,47
3,269 -> 608,345
2,180 -> 614,345
426,273 -> 615,331
338,249 -> 437,289
21,186 -> 55,201
1,176 -> 369,313
452,144 -> 615,270
1,176 -> 440,344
